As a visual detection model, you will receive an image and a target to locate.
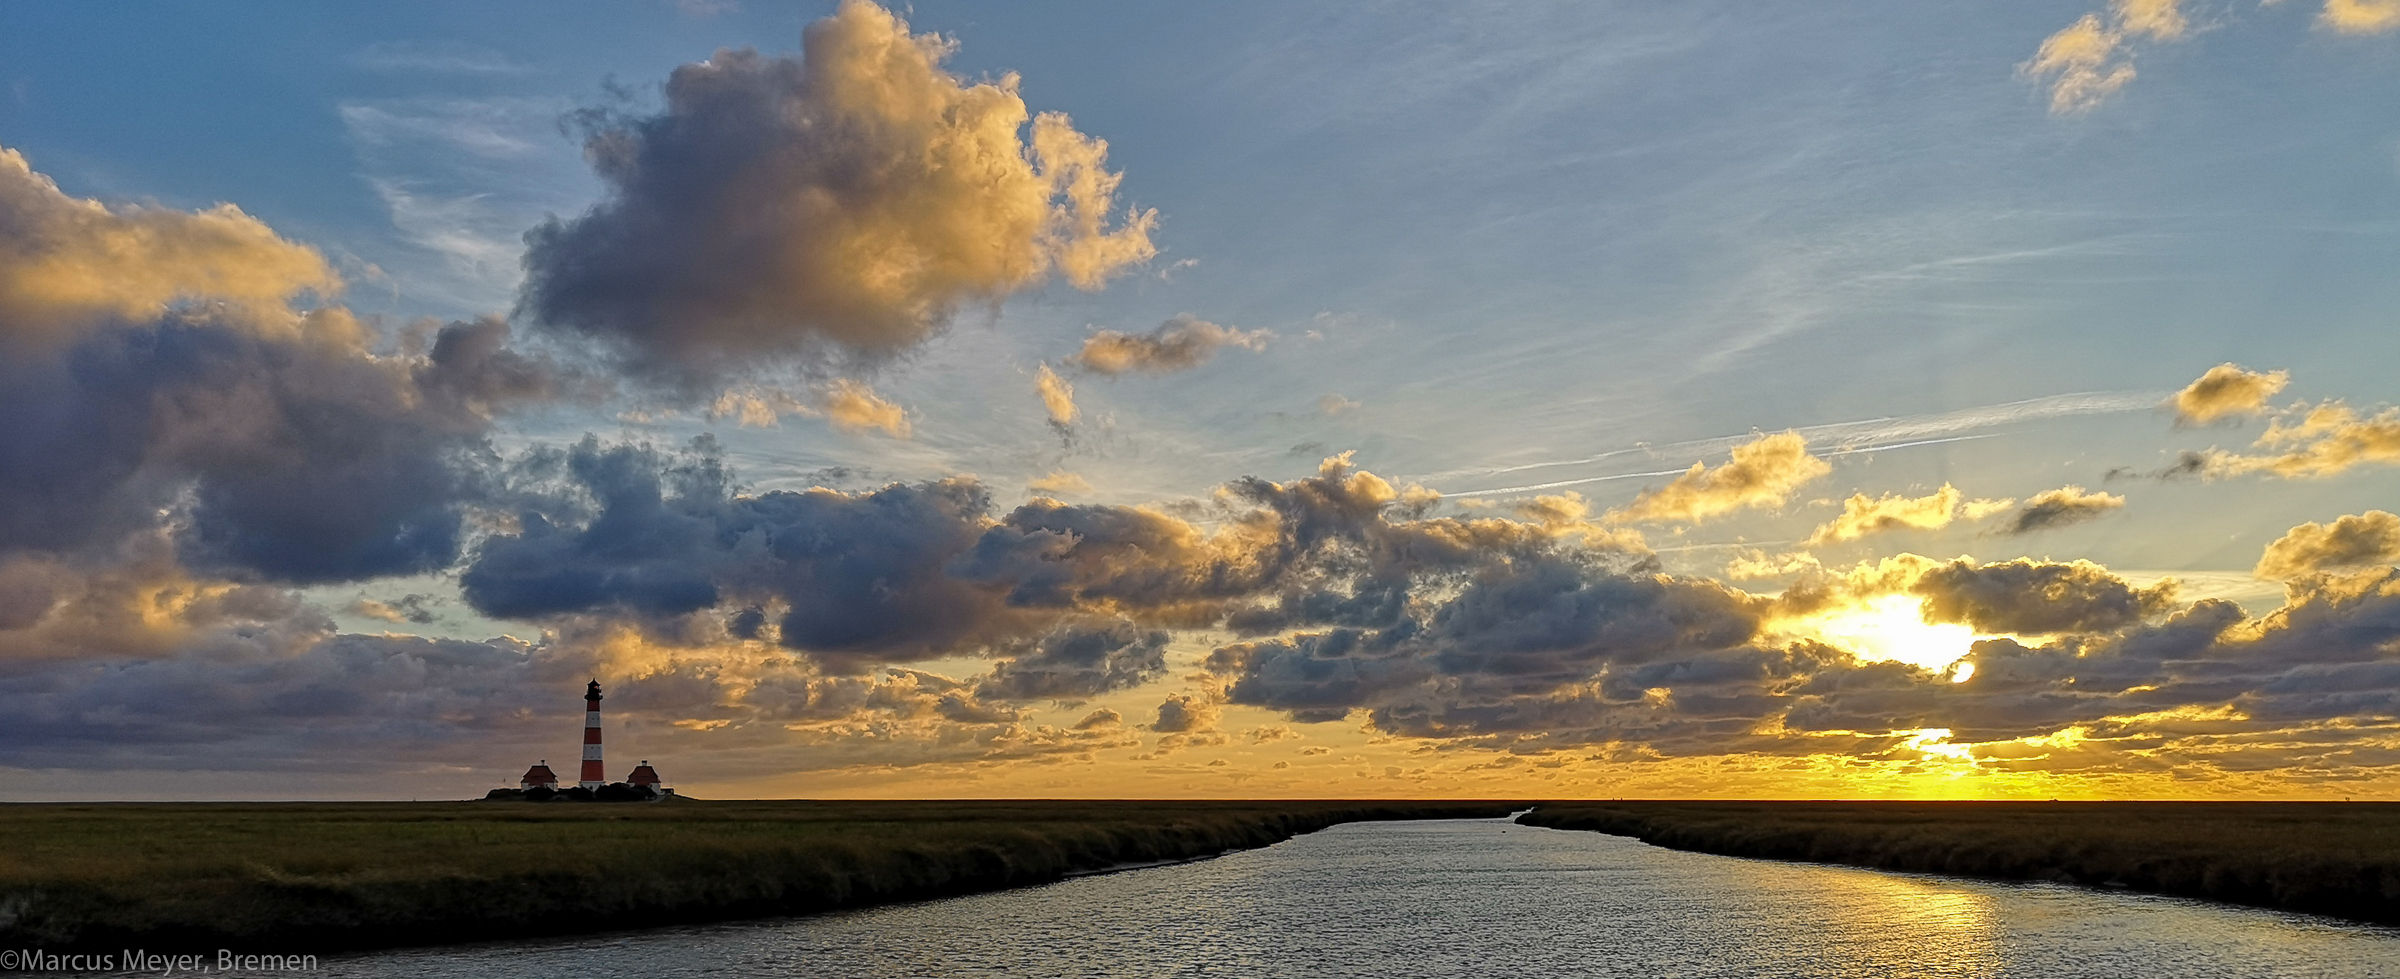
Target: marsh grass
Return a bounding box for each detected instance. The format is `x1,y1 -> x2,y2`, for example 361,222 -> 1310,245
1519,801 -> 2400,923
0,799 -> 1516,953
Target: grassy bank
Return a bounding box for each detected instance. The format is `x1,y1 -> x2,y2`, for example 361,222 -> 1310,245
1519,801 -> 2400,923
0,799 -> 1519,954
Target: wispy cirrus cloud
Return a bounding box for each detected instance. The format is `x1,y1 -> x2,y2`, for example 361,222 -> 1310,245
338,97 -> 587,313
351,40 -> 540,76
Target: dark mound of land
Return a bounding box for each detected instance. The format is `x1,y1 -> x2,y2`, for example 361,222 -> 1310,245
0,799 -> 1518,955
1519,800 -> 2400,924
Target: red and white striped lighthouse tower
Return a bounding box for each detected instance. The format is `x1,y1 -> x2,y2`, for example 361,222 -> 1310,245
579,679 -> 606,789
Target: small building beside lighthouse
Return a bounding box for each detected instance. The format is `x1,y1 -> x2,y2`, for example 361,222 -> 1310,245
520,762 -> 559,791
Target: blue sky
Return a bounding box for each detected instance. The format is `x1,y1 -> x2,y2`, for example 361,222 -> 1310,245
3,0 -> 2398,798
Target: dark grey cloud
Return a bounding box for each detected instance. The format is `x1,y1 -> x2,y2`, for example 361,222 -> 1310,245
1998,485 -> 2124,535
0,632 -> 561,772
461,448 -> 1627,670
1913,558 -> 2176,634
462,437 -> 1014,664
0,314 -> 571,585
1199,542 -> 2400,762
976,619 -> 1168,704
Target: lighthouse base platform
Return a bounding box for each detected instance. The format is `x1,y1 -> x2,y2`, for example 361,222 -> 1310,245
483,783 -> 677,802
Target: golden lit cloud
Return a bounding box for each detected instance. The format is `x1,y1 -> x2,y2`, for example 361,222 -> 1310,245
0,146 -> 341,349
518,0 -> 1156,383
1027,470 -> 1093,496
707,387 -> 811,428
1804,484 -> 2014,545
2255,511 -> 2400,579
2205,402 -> 2400,478
2021,14 -> 2137,114
2322,0 -> 2400,33
2114,0 -> 2191,39
1066,314 -> 1270,375
822,379 -> 911,438
2172,363 -> 2290,424
1035,362 -> 1079,427
1611,432 -> 1829,525
706,380 -> 909,436
2018,0 -> 2190,114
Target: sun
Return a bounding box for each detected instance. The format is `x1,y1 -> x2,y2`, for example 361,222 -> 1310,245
1785,593 -> 1980,677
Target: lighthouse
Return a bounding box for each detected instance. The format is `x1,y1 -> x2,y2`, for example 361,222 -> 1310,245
580,678 -> 606,790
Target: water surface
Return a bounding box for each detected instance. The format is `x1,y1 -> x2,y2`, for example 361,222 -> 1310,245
305,817 -> 2400,978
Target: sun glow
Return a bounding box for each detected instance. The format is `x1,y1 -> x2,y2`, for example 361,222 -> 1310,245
1787,593 -> 1980,675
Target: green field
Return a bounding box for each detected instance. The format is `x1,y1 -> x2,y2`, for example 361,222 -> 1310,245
1520,800 -> 2400,923
0,799 -> 1519,954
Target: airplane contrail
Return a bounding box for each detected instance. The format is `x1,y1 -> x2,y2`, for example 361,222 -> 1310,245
1428,389 -> 2165,497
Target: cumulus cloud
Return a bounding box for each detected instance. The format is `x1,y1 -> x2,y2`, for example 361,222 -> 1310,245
2203,402 -> 2400,478
1034,362 -> 1079,428
0,540 -> 324,663
457,444 -> 1647,676
1151,692 -> 1220,733
1192,540 -> 2400,769
0,147 -> 341,351
1804,484 -> 2013,545
2322,0 -> 2400,33
0,150 -> 585,589
2172,363 -> 2289,425
518,0 -> 1155,386
1913,558 -> 2177,634
1065,314 -> 1269,375
2256,511 -> 2400,579
977,619 -> 1167,704
1611,432 -> 1829,525
1998,485 -> 2124,535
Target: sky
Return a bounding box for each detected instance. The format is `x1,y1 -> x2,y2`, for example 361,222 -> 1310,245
2,0 -> 2398,801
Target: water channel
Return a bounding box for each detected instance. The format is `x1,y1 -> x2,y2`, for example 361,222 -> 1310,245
305,817 -> 2400,978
